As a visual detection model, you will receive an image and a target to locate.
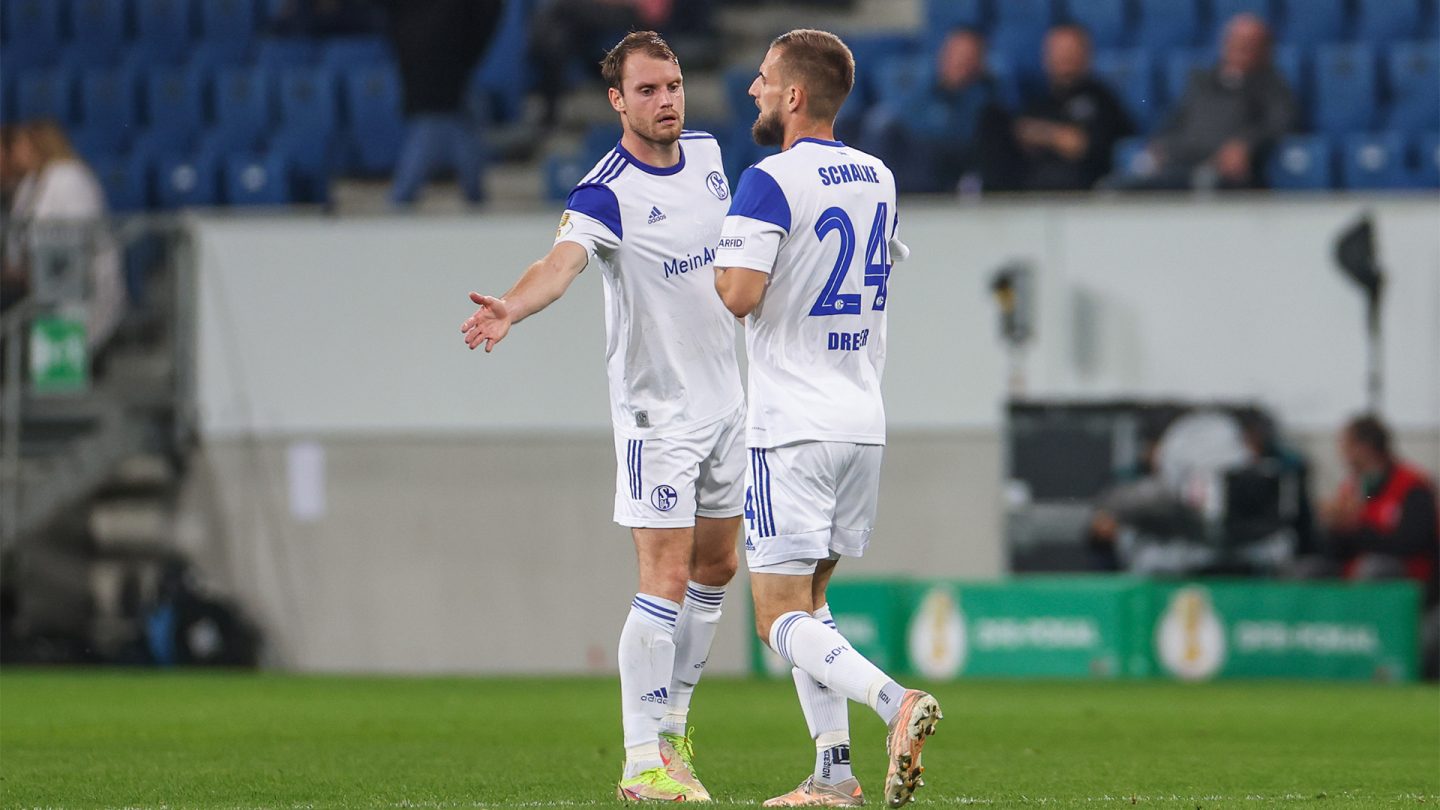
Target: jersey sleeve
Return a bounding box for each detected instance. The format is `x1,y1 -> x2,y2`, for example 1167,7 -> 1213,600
555,183 -> 622,259
715,166 -> 790,275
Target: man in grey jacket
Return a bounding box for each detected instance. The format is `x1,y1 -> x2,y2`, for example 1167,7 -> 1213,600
1114,13 -> 1296,190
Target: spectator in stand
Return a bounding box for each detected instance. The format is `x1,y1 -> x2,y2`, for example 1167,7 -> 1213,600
529,0 -> 676,128
1012,25 -> 1132,191
1317,415 -> 1439,678
1109,13 -> 1295,190
1,125 -> 24,312
4,122 -> 126,351
268,0 -> 380,37
378,0 -> 503,207
857,28 -> 1013,194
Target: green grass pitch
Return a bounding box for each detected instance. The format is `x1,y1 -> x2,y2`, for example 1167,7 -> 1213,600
1,671 -> 1436,809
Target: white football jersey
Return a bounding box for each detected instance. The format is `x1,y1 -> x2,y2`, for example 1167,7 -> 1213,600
556,132 -> 744,439
715,138 -> 909,448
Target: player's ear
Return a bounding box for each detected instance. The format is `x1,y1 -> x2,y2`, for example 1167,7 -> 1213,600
609,86 -> 625,113
787,84 -> 803,115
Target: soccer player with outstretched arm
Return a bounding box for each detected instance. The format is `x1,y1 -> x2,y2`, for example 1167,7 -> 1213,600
714,29 -> 942,809
460,32 -> 743,803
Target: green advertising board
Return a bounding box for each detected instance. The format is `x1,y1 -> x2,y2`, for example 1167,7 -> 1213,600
29,314 -> 89,394
749,577 -> 1421,683
1141,580 -> 1419,682
901,578 -> 1145,679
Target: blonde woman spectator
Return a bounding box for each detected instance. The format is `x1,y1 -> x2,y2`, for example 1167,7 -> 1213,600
5,121 -> 126,351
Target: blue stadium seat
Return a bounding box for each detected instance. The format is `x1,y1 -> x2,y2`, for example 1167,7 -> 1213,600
2,0 -> 63,69
135,0 -> 195,65
128,128 -> 186,167
1356,0 -> 1424,44
199,122 -> 260,159
144,69 -> 205,143
1272,43 -> 1306,109
470,0 -> 532,125
1136,0 -> 1200,50
1340,132 -> 1409,188
1,71 -> 16,123
255,38 -> 315,71
67,0 -> 128,68
1210,0 -> 1275,29
542,152 -> 590,202
1266,135 -> 1335,189
268,127 -> 331,203
91,154 -> 150,212
1110,135 -> 1151,176
342,65 -> 404,174
874,55 -> 933,111
278,68 -> 338,136
224,151 -> 290,205
198,0 -> 257,61
1093,49 -> 1159,131
1385,41 -> 1440,131
319,37 -> 392,73
213,66 -> 273,149
837,33 -> 919,112
993,0 -> 1056,37
80,67 -> 138,135
1162,49 -> 1209,105
986,53 -> 1024,109
155,152 -> 219,208
1064,0 -> 1129,49
17,68 -> 76,123
1412,132 -> 1440,186
68,125 -> 124,162
1312,44 -> 1377,134
926,0 -> 986,32
187,39 -> 250,81
724,67 -> 757,119
1278,0 -> 1346,46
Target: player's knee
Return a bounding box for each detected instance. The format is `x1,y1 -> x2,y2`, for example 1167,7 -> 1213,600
694,549 -> 738,586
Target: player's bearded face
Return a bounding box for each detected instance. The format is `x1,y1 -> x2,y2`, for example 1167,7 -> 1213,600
620,56 -> 684,146
749,49 -> 786,147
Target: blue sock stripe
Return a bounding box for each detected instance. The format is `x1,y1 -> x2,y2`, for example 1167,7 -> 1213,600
633,595 -> 678,617
775,613 -> 803,663
685,586 -> 724,599
823,619 -> 837,629
631,599 -> 677,625
685,591 -> 724,606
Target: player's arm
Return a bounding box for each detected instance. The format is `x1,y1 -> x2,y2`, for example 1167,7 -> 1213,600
714,266 -> 768,318
461,241 -> 588,352
713,166 -> 789,319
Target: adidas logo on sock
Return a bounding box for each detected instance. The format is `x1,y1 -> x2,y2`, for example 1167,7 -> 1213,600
647,206 -> 667,224
641,687 -> 669,704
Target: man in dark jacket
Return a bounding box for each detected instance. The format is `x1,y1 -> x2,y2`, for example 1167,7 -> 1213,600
1013,24 -> 1133,191
380,0 -> 503,206
1115,13 -> 1295,190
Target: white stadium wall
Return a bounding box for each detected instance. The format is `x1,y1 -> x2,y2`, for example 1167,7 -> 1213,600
185,196 -> 1440,673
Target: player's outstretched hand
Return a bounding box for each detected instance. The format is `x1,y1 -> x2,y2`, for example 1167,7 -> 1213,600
461,292 -> 512,352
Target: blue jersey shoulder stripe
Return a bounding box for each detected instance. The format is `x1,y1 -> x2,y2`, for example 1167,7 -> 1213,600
727,167 -> 790,232
679,130 -> 716,140
565,183 -> 623,240
582,151 -> 622,185
598,157 -> 629,185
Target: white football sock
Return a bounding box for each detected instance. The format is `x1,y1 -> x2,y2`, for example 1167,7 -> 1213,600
620,593 -> 679,777
795,605 -> 853,785
663,581 -> 725,736
770,610 -> 907,726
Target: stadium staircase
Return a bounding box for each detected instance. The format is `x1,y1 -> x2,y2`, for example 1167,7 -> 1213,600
1,221 -> 202,664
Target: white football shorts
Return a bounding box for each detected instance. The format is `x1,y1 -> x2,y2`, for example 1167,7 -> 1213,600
743,441 -> 884,571
612,406 -> 747,528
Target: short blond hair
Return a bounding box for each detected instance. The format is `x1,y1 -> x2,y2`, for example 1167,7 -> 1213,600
771,29 -> 855,120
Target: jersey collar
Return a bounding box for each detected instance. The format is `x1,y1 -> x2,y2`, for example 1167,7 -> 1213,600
793,137 -> 846,148
615,141 -> 686,176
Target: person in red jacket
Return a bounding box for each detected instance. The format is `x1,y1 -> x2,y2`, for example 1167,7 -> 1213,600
1320,415 -> 1438,678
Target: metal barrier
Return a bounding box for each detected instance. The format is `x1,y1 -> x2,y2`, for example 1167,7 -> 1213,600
0,215 -> 197,549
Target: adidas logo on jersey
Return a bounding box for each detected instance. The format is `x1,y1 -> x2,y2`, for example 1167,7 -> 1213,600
647,206 -> 667,224
641,687 -> 669,704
